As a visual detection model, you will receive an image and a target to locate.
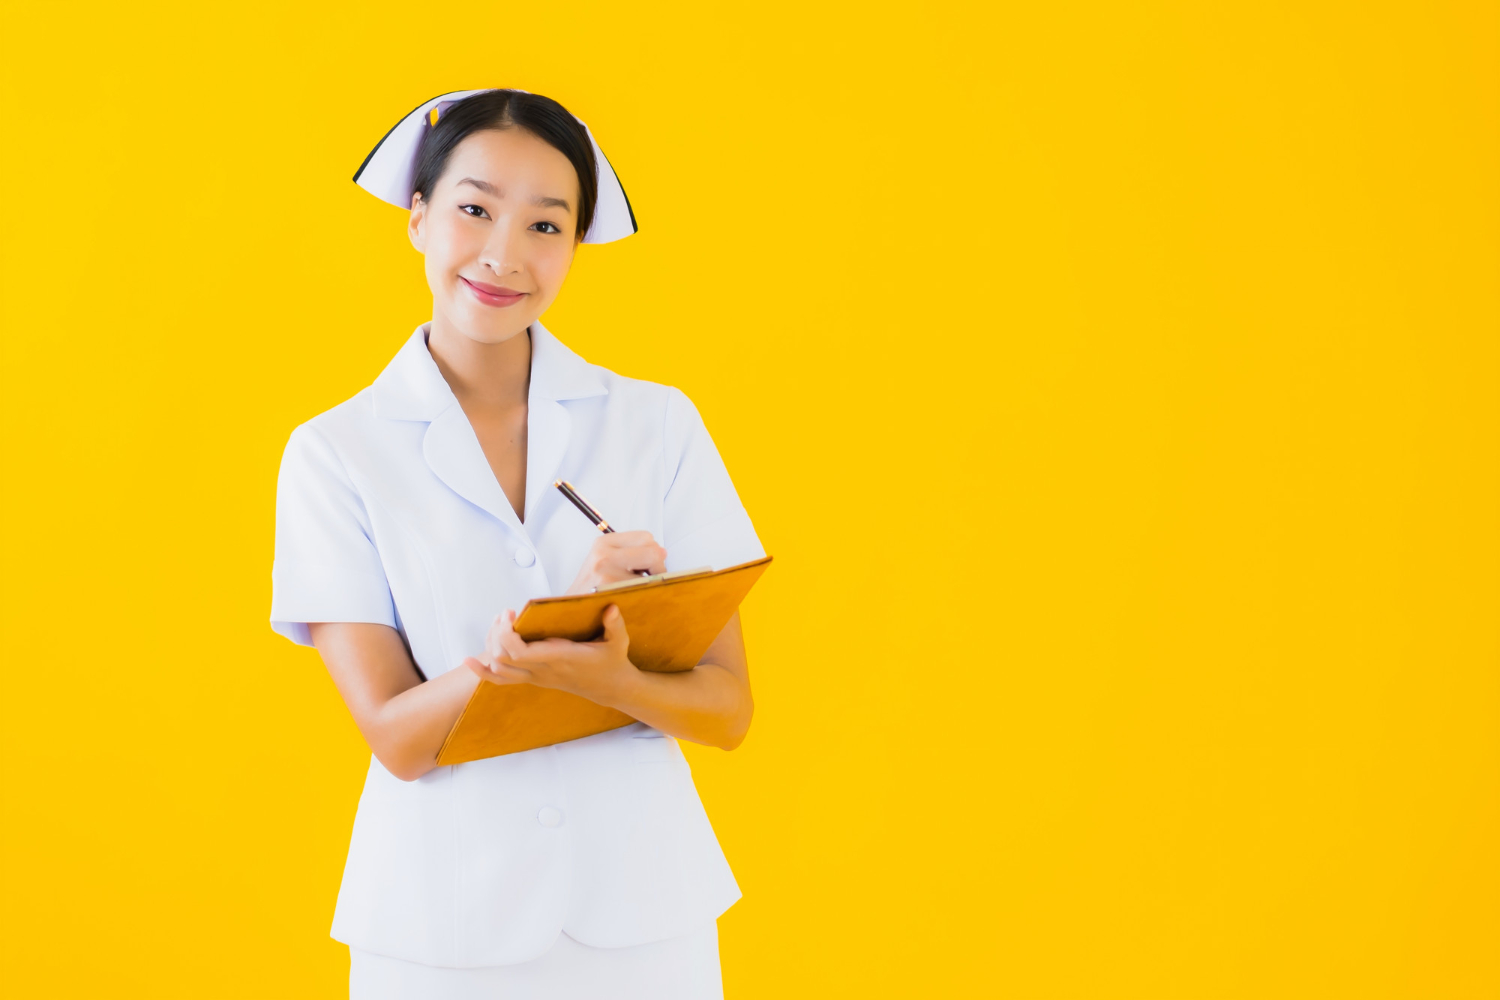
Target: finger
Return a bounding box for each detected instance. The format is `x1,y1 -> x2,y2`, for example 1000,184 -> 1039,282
486,662 -> 534,685
467,655 -> 533,685
600,604 -> 630,649
468,653 -> 500,675
498,621 -> 529,661
488,609 -> 521,661
597,530 -> 656,549
493,651 -> 533,673
465,656 -> 526,683
601,544 -> 667,576
504,637 -> 578,663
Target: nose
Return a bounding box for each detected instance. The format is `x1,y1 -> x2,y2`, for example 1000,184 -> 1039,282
477,217 -> 527,277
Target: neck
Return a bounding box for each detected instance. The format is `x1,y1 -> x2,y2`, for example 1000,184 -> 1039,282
426,316 -> 532,411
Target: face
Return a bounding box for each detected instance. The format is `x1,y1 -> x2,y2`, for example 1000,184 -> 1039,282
409,128 -> 582,346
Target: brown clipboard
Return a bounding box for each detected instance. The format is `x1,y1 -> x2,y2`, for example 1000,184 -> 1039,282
435,556 -> 772,766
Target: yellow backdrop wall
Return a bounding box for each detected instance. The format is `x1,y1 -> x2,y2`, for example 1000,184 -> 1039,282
2,2 -> 1496,996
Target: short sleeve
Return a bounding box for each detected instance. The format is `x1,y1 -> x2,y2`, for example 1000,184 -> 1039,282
660,388 -> 765,572
270,424 -> 397,646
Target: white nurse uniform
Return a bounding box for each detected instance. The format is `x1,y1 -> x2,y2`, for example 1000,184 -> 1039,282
270,322 -> 763,994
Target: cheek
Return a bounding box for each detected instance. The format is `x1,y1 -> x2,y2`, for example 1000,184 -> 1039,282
424,217 -> 478,279
532,245 -> 577,295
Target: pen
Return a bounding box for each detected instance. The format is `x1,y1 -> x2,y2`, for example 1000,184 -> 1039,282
554,480 -> 652,574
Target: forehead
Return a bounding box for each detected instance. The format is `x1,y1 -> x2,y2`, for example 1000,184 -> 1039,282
438,128 -> 579,201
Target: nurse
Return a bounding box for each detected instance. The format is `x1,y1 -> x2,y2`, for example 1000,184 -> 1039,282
270,89 -> 764,999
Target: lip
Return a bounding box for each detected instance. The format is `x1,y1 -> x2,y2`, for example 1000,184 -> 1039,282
460,276 -> 528,308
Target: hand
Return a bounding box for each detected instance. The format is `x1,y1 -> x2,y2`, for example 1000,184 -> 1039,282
565,531 -> 667,595
463,604 -> 640,706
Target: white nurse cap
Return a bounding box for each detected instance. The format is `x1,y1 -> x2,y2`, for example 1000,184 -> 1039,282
353,89 -> 638,245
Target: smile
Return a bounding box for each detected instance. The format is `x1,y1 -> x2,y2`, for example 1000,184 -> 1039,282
461,277 -> 528,308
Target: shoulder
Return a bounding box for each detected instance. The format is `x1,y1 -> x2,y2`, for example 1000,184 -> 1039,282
297,385 -> 379,440
278,387 -> 380,480
535,322 -> 703,435
591,366 -> 694,416
586,367 -> 715,466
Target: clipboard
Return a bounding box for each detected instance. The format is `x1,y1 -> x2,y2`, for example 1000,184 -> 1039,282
435,555 -> 772,766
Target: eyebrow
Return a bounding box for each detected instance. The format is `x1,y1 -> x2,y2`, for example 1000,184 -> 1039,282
456,177 -> 571,212
457,177 -> 502,196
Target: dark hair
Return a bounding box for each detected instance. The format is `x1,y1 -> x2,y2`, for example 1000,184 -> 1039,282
411,90 -> 598,241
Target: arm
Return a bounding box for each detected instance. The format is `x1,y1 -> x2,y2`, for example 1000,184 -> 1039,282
308,622 -> 479,781
466,608 -> 754,751
309,530 -> 750,779
625,611 -> 753,749
465,530 -> 754,750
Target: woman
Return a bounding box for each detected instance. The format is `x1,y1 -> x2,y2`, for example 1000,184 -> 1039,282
270,89 -> 763,999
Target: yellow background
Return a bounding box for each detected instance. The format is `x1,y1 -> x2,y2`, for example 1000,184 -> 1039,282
2,1 -> 1496,996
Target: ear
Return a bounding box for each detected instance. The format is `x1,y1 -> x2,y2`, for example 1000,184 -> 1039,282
408,193 -> 428,253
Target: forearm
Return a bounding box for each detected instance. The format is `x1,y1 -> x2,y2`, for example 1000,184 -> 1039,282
310,621 -> 481,782
601,663 -> 754,751
363,667 -> 481,780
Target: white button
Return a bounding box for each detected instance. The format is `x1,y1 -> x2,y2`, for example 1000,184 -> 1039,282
513,548 -> 537,568
537,807 -> 563,828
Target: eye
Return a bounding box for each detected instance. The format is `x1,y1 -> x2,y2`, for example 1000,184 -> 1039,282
459,204 -> 489,219
531,221 -> 562,234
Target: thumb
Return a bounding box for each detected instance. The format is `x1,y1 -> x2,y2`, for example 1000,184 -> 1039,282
601,604 -> 630,648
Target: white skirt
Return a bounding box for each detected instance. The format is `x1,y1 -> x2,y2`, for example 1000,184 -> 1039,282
349,922 -> 723,1000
